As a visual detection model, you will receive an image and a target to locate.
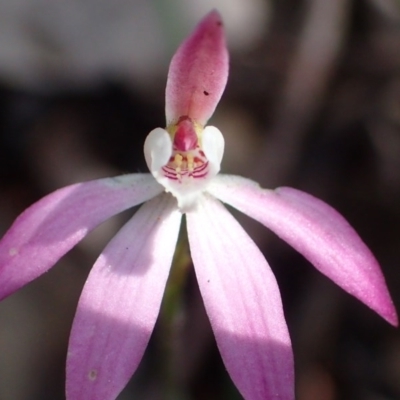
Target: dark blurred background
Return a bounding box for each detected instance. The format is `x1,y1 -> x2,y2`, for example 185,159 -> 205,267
0,0 -> 399,399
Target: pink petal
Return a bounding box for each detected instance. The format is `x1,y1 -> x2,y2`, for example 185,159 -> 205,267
165,10 -> 229,126
208,175 -> 398,326
186,195 -> 294,400
0,174 -> 163,300
67,193 -> 181,400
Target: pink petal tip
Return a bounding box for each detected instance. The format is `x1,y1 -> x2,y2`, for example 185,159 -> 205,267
165,10 -> 229,126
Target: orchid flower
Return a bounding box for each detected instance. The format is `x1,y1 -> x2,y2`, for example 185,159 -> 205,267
0,10 -> 397,400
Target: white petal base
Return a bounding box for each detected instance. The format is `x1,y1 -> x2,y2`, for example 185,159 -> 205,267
144,126 -> 225,212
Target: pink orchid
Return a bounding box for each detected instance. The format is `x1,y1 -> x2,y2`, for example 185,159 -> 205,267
0,10 -> 397,400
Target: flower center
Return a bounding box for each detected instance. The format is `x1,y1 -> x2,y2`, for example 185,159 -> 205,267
144,117 -> 224,210
162,116 -> 209,183
173,116 -> 198,151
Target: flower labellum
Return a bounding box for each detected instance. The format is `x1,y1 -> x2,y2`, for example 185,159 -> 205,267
0,10 -> 397,400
